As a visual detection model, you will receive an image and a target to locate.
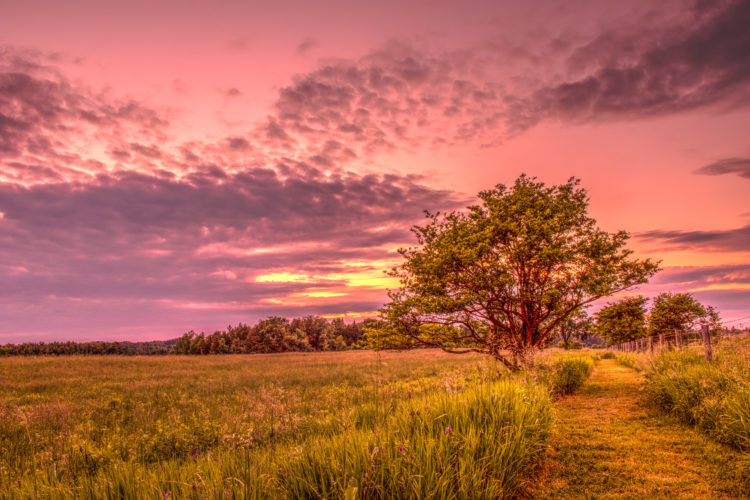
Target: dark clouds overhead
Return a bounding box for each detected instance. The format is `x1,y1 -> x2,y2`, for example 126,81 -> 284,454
506,0 -> 750,131
243,0 -> 750,162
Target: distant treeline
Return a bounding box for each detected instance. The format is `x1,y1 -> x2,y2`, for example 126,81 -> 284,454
174,316 -> 369,354
0,316 -> 371,356
0,339 -> 178,356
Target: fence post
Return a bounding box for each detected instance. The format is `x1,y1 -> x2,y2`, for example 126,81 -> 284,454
675,329 -> 683,350
648,335 -> 654,354
659,333 -> 665,351
702,325 -> 712,362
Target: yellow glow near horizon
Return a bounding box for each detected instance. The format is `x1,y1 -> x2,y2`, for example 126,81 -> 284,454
690,283 -> 750,292
254,258 -> 403,290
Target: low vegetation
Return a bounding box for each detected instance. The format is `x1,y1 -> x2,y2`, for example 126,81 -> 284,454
644,337 -> 750,452
538,353 -> 595,395
614,352 -> 641,371
0,349 -> 594,499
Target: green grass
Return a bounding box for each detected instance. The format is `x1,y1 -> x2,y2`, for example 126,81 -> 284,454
644,336 -> 750,453
529,358 -> 749,498
0,349 -> 570,499
614,352 -> 642,370
545,353 -> 595,395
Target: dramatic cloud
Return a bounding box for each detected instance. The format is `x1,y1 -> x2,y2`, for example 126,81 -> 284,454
638,224 -> 750,253
695,157 -> 750,179
244,0 -> 750,165
508,0 -> 750,130
0,47 -> 170,184
2,0 -> 750,341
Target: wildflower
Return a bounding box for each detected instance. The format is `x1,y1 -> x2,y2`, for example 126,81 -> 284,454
161,492 -> 171,499
445,425 -> 453,435
521,378 -> 527,384
534,376 -> 540,382
398,445 -> 403,453
192,448 -> 201,457
192,485 -> 197,491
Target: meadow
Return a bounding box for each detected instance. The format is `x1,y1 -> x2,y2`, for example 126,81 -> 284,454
643,335 -> 750,452
0,349 -> 593,499
5,340 -> 748,499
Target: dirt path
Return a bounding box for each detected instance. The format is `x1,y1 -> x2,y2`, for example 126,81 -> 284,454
527,359 -> 747,499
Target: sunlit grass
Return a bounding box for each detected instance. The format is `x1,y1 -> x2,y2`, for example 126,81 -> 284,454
644,336 -> 750,453
0,349 -> 578,498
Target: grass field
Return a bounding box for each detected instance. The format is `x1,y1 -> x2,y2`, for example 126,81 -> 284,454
6,344 -> 746,499
1,349 -> 579,499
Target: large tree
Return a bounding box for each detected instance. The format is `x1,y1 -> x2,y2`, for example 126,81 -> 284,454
372,175 -> 658,368
594,296 -> 649,345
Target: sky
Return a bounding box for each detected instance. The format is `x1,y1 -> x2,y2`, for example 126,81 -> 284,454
1,0 -> 750,342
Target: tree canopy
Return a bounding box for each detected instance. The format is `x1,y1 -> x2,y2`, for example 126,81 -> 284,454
594,296 -> 649,345
371,175 -> 659,368
556,308 -> 593,349
648,292 -> 720,336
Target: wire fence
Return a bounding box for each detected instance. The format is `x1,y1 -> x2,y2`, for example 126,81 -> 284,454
609,325 -> 719,361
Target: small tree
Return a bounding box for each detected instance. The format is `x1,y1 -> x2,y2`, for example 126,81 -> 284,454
648,292 -> 719,336
557,309 -> 593,349
373,175 -> 658,369
595,296 -> 648,345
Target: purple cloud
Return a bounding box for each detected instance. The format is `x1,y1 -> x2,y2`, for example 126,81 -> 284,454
695,157 -> 750,179
638,224 -> 750,253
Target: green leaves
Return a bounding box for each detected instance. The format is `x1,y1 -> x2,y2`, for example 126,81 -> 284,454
649,292 -> 717,336
595,296 -> 649,344
375,174 -> 659,367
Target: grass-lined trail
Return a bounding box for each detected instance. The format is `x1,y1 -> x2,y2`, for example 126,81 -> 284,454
528,359 -> 748,499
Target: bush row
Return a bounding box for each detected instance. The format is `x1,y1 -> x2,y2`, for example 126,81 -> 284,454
644,347 -> 750,452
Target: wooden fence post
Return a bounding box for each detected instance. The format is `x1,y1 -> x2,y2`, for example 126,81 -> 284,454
702,325 -> 712,362
675,329 -> 683,350
659,333 -> 665,351
648,335 -> 654,354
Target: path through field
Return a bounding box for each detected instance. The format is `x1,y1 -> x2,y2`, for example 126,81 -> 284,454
528,358 -> 747,499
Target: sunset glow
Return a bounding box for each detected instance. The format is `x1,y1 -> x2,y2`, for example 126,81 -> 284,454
2,0 -> 749,342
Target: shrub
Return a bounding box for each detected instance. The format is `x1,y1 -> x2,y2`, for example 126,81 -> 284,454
567,340 -> 584,350
538,354 -> 595,395
599,351 -> 616,359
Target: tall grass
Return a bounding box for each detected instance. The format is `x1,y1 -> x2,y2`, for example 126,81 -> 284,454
536,353 -> 595,395
644,337 -> 750,451
614,352 -> 641,371
278,379 -> 552,499
0,350 -> 566,499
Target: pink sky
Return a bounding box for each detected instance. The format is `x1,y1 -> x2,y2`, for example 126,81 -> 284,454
1,0 -> 749,342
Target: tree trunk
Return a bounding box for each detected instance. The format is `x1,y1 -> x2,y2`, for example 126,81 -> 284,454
514,346 -> 538,369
